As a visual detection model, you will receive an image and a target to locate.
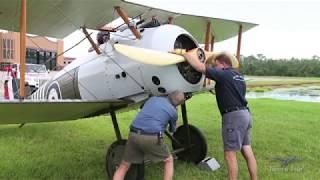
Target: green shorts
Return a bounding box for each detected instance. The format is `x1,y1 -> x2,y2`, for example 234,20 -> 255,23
123,132 -> 171,163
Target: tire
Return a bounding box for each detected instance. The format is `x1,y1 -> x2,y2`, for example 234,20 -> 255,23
106,140 -> 144,180
172,124 -> 207,164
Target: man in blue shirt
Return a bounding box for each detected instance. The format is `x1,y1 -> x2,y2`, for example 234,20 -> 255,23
183,50 -> 257,180
113,90 -> 185,180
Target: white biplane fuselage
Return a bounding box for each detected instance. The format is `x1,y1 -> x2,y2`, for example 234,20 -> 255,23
30,24 -> 204,103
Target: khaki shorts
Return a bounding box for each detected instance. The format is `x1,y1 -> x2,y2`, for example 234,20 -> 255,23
222,109 -> 252,151
123,132 -> 171,163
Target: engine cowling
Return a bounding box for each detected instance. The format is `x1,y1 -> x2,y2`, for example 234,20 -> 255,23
132,24 -> 205,95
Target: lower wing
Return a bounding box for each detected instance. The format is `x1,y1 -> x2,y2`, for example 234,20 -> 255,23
0,100 -> 129,125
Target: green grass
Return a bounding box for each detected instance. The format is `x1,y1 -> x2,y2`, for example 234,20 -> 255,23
1,93 -> 320,179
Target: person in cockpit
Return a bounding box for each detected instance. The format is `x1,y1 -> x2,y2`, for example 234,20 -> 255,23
88,31 -> 110,52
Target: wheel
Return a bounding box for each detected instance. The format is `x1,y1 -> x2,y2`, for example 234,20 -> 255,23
172,124 -> 207,164
106,139 -> 144,180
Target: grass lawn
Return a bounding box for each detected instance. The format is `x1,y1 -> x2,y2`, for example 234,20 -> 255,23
1,93 -> 320,179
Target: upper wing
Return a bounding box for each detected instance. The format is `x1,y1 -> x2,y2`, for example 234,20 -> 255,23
173,15 -> 256,43
0,100 -> 129,124
0,0 -> 257,42
123,0 -> 258,43
0,0 -> 127,38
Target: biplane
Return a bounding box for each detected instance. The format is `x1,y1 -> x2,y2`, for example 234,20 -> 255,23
0,0 -> 257,179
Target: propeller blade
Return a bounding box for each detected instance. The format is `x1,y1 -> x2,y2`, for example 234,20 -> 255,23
114,44 -> 186,66
114,44 -> 238,68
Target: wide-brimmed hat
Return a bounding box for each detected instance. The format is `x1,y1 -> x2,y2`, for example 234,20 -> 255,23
206,51 -> 239,69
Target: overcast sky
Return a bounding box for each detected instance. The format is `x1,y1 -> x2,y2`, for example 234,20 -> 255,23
64,0 -> 320,59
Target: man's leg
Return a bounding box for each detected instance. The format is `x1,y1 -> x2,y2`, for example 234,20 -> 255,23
113,160 -> 131,180
163,155 -> 174,180
224,150 -> 238,180
241,145 -> 257,180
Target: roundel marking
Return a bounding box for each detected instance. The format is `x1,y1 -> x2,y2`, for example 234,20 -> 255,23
46,82 -> 61,100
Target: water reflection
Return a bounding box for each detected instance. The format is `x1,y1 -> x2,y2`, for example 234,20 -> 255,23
247,86 -> 320,103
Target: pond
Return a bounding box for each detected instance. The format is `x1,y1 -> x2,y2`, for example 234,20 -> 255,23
247,86 -> 320,103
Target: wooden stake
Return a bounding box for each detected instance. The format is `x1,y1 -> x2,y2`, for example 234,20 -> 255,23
19,0 -> 26,99
115,6 -> 141,39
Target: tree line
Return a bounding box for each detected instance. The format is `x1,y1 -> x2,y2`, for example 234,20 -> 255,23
239,54 -> 320,77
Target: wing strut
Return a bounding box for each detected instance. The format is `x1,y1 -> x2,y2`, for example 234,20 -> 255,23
211,35 -> 215,52
236,24 -> 243,68
81,27 -> 101,55
204,21 -> 212,51
204,21 -> 213,87
114,6 -> 141,39
19,0 -> 27,99
167,16 -> 174,24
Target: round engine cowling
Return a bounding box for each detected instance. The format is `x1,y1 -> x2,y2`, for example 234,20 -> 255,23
134,25 -> 205,95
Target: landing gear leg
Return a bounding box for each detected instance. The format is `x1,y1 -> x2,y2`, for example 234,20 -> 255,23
106,110 -> 144,180
168,103 -> 208,164
110,110 -> 122,141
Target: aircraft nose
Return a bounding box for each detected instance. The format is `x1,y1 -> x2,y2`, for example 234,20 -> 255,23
176,61 -> 203,85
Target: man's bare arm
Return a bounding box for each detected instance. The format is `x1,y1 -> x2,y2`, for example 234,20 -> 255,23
183,50 -> 206,73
